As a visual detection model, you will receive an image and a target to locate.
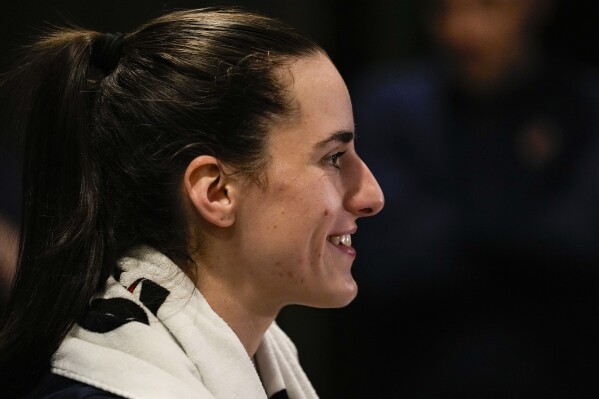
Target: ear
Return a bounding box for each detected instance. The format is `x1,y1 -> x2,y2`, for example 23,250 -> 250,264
183,155 -> 235,227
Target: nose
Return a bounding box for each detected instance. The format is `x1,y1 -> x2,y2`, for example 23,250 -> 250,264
345,158 -> 384,217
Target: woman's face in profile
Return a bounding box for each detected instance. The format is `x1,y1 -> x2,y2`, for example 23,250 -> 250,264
232,53 -> 384,312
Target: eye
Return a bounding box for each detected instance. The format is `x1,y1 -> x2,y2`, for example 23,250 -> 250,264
324,151 -> 346,169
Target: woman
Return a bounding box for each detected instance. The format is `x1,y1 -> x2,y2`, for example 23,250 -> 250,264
0,7 -> 383,398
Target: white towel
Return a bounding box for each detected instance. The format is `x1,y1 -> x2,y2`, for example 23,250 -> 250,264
51,246 -> 318,399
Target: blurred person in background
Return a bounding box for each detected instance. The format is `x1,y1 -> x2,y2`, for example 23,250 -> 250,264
347,0 -> 599,397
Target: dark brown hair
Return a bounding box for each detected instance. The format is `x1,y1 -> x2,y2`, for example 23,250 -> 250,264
0,7 -> 321,393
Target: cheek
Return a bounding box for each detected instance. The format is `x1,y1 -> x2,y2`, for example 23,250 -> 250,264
273,177 -> 339,217
263,173 -> 344,254
272,264 -> 305,285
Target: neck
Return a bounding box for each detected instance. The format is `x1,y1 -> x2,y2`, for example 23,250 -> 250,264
193,269 -> 277,358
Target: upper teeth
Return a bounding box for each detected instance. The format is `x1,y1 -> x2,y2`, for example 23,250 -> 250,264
328,234 -> 352,246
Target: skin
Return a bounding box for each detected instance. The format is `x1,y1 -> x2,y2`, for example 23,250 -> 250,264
183,52 -> 384,357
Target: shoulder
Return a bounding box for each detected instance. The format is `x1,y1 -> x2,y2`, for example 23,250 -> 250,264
24,373 -> 122,399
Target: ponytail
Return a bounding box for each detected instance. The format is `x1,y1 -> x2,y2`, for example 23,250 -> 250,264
0,29 -> 110,393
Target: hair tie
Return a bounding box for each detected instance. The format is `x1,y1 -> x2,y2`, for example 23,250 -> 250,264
91,32 -> 124,75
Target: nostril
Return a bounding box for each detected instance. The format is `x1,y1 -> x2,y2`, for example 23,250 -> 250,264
361,207 -> 373,214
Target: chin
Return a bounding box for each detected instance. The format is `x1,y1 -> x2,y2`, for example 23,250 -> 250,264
311,282 -> 358,309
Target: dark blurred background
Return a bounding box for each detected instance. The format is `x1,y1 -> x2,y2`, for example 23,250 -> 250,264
1,1 -> 598,398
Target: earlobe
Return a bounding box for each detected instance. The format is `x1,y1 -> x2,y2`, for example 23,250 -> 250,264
184,156 -> 235,227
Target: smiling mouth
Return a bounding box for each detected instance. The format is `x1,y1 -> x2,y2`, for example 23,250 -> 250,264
327,234 -> 352,247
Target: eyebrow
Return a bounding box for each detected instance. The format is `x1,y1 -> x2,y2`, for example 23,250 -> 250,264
313,130 -> 355,150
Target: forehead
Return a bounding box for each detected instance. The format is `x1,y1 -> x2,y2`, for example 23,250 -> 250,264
271,53 -> 354,149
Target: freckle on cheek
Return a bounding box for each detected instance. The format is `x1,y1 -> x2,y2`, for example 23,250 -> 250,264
323,210 -> 329,216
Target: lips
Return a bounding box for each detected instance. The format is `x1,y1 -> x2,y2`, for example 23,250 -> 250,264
327,234 -> 352,247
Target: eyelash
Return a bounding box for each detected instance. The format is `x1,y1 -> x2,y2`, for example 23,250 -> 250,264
325,151 -> 346,169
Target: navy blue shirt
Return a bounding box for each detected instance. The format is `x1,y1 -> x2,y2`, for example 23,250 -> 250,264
24,373 -> 121,399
